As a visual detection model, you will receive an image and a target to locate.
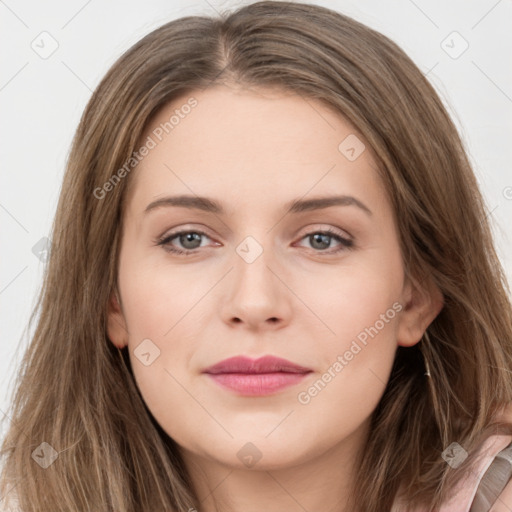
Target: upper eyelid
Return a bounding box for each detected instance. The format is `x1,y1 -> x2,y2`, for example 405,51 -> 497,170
159,225 -> 352,245
160,227 -> 215,242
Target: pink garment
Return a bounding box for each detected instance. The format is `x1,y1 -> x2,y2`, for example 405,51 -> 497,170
438,434 -> 512,512
393,434 -> 512,511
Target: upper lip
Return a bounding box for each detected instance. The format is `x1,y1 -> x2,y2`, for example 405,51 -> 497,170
203,355 -> 312,375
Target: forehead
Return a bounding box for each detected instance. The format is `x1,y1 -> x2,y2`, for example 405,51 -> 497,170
143,84 -> 363,156
126,84 -> 386,217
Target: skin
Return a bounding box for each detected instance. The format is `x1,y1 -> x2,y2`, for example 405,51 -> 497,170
107,84 -> 443,512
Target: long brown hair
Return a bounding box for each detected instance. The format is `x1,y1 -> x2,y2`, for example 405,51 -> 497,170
2,2 -> 512,511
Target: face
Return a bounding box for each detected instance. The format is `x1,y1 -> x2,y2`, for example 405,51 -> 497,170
107,84 -> 442,473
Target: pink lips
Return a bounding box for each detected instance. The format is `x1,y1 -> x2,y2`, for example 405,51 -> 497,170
202,355 -> 312,396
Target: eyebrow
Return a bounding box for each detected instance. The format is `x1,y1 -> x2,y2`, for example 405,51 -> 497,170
144,194 -> 372,216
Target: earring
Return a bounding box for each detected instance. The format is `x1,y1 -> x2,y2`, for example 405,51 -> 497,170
421,334 -> 431,378
424,355 -> 431,378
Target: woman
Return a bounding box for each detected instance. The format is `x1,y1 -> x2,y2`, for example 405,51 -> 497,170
1,2 -> 512,511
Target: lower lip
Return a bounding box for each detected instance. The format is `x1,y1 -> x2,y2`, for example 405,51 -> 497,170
205,372 -> 311,396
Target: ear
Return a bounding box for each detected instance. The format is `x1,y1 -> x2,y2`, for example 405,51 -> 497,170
396,273 -> 444,347
106,288 -> 128,349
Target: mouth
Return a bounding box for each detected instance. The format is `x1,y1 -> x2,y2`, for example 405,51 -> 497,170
204,372 -> 311,395
202,355 -> 313,396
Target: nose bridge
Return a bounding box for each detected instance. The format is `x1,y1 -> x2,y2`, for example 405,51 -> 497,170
233,233 -> 276,293
235,234 -> 267,266
222,230 -> 291,327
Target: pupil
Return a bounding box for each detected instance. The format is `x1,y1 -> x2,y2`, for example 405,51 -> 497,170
182,232 -> 201,249
312,233 -> 330,250
177,232 -> 333,251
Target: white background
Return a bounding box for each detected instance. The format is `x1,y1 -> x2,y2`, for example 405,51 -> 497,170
1,0 -> 511,440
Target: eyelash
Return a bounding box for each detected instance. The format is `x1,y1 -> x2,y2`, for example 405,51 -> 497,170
155,228 -> 354,256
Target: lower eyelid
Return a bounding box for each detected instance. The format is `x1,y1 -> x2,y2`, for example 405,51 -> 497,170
159,230 -> 212,248
296,233 -> 353,251
158,229 -> 353,254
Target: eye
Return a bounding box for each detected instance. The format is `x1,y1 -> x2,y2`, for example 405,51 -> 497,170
295,228 -> 354,254
156,229 -> 214,255
156,227 -> 354,256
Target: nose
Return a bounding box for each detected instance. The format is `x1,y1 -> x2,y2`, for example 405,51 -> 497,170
220,241 -> 293,331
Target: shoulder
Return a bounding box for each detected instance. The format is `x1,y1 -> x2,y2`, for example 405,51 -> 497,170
485,403 -> 512,510
391,435 -> 512,512
476,438 -> 512,512
472,436 -> 512,512
435,433 -> 512,512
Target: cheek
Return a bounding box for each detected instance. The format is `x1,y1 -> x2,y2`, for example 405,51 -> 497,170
322,291 -> 399,379
119,254 -> 198,339
119,262 -> 199,427
291,277 -> 400,446
119,250 -> 214,366
121,238 -> 401,370
304,258 -> 402,351
299,257 -> 402,406
114,249 -> 403,469
120,240 -> 403,376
